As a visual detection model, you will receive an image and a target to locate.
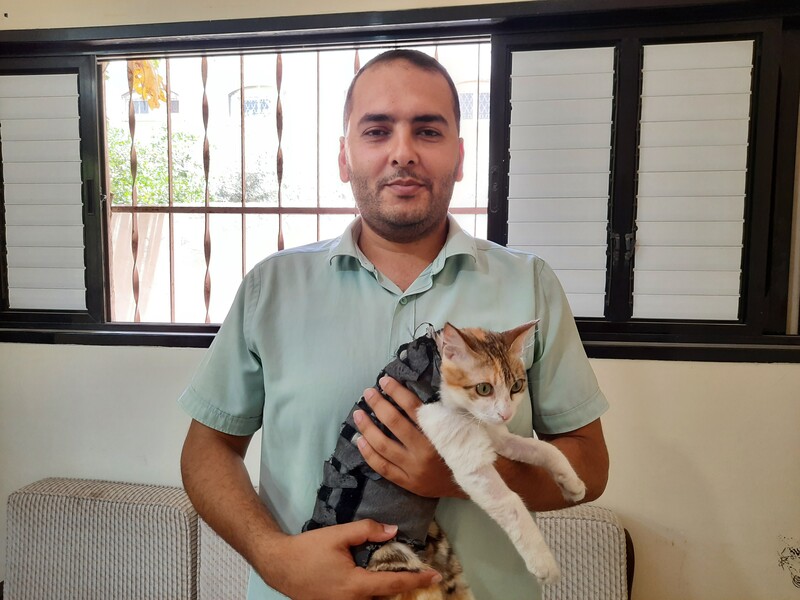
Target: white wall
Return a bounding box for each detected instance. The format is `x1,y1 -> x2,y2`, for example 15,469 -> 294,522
2,344 -> 799,599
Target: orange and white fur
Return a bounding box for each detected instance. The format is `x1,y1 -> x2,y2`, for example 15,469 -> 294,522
368,321 -> 586,597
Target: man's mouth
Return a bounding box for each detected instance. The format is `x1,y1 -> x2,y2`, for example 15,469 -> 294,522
384,178 -> 426,196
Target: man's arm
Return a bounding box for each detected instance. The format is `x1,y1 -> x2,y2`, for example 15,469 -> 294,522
180,419 -> 441,600
354,376 -> 609,512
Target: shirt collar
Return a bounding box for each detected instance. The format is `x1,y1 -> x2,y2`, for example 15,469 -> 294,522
327,214 -> 478,269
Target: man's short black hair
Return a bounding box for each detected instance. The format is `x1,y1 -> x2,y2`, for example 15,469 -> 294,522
342,49 -> 461,134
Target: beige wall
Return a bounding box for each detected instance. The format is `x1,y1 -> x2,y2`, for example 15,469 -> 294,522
0,0 -> 522,30
1,1 -> 800,599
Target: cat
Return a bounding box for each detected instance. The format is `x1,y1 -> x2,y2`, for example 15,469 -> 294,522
304,321 -> 586,598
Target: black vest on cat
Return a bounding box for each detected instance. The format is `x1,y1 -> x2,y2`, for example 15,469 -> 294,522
302,329 -> 442,566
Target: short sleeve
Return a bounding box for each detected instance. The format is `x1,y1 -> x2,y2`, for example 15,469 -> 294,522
530,259 -> 609,434
178,271 -> 265,436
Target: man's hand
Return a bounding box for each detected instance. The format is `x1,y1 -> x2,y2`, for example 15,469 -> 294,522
261,520 -> 441,600
353,375 -> 465,499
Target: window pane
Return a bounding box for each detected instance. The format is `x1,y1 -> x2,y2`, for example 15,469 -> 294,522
173,213 -> 208,323
242,53 -> 279,207
505,46 -> 615,318
206,55 -> 244,208
318,49 -> 358,209
279,52 -> 319,208
109,212 -> 172,322
0,72 -> 87,311
167,57 -> 210,206
208,214 -> 244,322
445,42 -> 491,231
245,214 -> 280,272
633,40 -> 753,320
282,214 -> 318,248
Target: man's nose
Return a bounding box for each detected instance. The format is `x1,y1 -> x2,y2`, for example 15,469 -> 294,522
390,129 -> 418,167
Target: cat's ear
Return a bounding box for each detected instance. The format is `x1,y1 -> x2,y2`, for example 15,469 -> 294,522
436,322 -> 473,361
503,320 -> 538,357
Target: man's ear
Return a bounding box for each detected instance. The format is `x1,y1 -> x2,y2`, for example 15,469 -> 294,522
338,136 -> 350,183
455,138 -> 465,182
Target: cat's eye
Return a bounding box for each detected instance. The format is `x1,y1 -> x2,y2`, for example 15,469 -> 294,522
475,382 -> 493,396
511,379 -> 525,394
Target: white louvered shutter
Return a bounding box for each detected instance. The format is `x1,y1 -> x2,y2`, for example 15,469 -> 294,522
633,40 -> 753,320
1,73 -> 86,310
506,47 -> 615,318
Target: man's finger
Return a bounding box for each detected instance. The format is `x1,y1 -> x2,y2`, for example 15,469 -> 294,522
339,519 -> 399,546
353,402 -> 407,461
353,426 -> 410,484
378,375 -> 422,424
363,386 -> 419,440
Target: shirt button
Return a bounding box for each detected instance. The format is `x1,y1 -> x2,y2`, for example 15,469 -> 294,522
399,297 -> 408,305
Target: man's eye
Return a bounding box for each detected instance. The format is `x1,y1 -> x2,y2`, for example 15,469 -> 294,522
364,129 -> 388,137
419,129 -> 441,137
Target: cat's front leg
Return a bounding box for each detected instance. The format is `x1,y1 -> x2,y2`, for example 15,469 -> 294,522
487,426 -> 586,503
453,462 -> 561,585
418,406 -> 560,585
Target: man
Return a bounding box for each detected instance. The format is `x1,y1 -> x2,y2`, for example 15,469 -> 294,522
179,49 -> 609,600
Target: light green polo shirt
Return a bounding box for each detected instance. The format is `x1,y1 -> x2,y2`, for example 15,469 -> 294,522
179,215 -> 608,600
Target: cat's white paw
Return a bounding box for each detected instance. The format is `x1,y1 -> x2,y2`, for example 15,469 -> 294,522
558,474 -> 586,503
527,552 -> 561,585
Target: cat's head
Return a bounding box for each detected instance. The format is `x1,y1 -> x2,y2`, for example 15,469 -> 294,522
435,321 -> 537,425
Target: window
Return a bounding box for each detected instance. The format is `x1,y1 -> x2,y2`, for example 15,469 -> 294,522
101,43 -> 490,324
0,3 -> 798,360
489,19 -> 800,359
499,38 -> 753,321
0,56 -> 104,326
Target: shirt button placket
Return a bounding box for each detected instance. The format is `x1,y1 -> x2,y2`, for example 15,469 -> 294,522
388,295 -> 415,360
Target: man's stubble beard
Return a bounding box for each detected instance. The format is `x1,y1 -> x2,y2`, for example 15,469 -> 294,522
349,167 -> 459,244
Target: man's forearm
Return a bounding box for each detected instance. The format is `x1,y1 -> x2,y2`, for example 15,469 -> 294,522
180,420 -> 287,580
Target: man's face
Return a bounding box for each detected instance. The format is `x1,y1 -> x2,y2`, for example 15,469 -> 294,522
339,59 -> 464,244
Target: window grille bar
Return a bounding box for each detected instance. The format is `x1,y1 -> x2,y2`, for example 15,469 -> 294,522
276,52 -> 284,252
166,58 -> 176,323
316,51 -> 321,241
126,61 -> 141,323
111,205 -> 485,215
201,56 -> 212,324
474,44 -> 483,218
240,55 -> 247,279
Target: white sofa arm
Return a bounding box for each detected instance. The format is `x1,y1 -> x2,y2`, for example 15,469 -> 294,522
5,478 -> 197,600
538,504 -> 633,600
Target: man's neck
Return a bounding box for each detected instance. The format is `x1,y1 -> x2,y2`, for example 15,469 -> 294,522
357,220 -> 448,292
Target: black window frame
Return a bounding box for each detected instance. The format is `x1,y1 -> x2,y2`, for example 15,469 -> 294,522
0,55 -> 106,326
0,0 -> 798,362
488,17 -> 800,360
